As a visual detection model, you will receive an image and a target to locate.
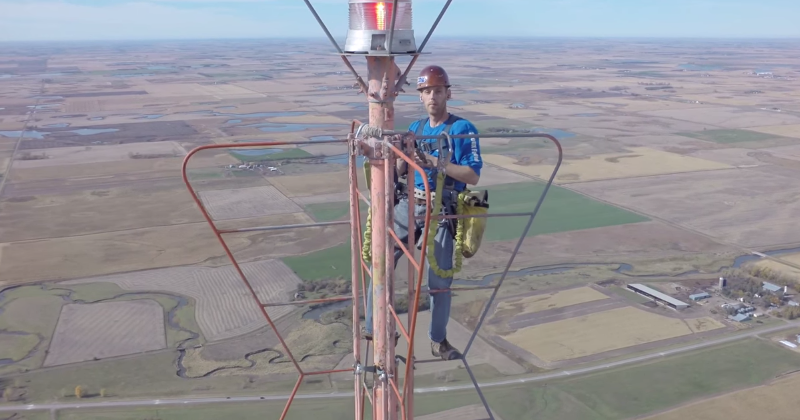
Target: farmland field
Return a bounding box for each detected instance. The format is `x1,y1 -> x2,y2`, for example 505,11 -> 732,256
304,201 -> 350,222
644,371 -> 800,420
485,147 -> 731,184
198,185 -> 303,220
53,339 -> 800,420
229,148 -> 311,162
501,306 -> 723,363
268,171 -> 349,197
676,129 -> 778,144
282,241 -> 351,281
64,259 -> 302,341
494,287 -> 609,316
11,141 -> 185,168
483,181 -> 649,242
747,124 -> 800,139
44,300 -> 166,366
282,181 -> 650,279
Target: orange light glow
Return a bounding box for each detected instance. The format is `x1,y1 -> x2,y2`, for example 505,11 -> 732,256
376,2 -> 386,30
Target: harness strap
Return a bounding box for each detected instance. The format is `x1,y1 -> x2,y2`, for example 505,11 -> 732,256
414,115 -> 461,190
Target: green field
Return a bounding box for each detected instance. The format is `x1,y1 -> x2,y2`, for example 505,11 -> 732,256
677,129 -> 776,144
305,201 -> 368,223
554,339 -> 800,419
483,181 -> 649,241
283,181 -> 647,281
53,339 -> 800,420
282,242 -> 352,281
229,148 -> 312,162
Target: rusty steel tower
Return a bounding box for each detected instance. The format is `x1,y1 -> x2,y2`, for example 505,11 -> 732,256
181,1 -> 564,419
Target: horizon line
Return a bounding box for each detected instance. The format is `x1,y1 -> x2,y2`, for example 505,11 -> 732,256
2,35 -> 800,44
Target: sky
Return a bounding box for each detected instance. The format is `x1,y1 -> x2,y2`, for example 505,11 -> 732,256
0,0 -> 798,42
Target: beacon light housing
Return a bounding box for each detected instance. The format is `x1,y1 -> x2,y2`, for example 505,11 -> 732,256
344,0 -> 417,54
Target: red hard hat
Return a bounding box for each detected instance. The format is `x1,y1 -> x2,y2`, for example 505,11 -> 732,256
416,65 -> 450,91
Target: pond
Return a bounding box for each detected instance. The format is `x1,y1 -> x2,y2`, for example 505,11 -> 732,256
69,128 -> 120,136
531,128 -> 577,139
0,131 -> 48,139
43,123 -> 71,128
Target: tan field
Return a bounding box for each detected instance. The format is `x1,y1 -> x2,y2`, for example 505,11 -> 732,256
9,153 -> 235,183
268,171 -> 349,197
503,307 -> 724,363
641,107 -> 800,129
0,185 -> 204,242
64,259 -> 302,341
495,287 -> 609,316
644,372 -> 800,420
747,124 -> 800,139
198,185 -> 304,220
12,141 -> 185,168
268,114 -> 349,124
485,147 -> 731,183
44,300 -> 167,367
0,214 -> 347,286
474,165 -> 531,187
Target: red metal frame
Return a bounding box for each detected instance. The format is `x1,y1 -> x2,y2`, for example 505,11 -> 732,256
181,139 -> 364,420
182,124 -> 563,420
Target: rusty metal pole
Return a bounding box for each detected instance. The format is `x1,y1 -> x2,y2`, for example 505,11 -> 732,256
367,54 -> 398,420
349,133 -> 364,420
405,130 -> 417,419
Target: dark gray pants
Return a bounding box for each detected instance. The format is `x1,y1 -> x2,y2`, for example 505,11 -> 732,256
364,192 -> 455,343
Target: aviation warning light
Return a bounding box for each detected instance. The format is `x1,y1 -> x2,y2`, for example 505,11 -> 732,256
344,0 -> 417,54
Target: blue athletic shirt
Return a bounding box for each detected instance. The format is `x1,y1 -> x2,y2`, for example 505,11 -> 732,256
408,114 -> 483,192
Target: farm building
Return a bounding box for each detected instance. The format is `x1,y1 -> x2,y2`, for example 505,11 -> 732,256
729,313 -> 750,322
627,284 -> 689,310
689,292 -> 711,301
762,282 -> 785,295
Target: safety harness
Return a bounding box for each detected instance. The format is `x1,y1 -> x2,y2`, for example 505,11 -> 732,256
361,115 -> 489,278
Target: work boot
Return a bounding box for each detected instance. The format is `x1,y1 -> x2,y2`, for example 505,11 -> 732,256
361,326 -> 401,347
431,338 -> 461,360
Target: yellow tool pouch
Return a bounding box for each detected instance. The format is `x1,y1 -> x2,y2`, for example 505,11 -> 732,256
458,190 -> 489,258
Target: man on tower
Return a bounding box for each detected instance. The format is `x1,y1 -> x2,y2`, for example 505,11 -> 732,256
364,65 -> 483,361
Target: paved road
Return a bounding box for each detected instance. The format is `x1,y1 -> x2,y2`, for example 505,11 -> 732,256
2,320 -> 797,414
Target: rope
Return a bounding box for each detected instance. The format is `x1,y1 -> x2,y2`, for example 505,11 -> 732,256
361,165 -> 465,278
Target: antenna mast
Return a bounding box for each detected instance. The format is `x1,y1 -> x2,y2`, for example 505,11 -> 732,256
182,2 -> 564,419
